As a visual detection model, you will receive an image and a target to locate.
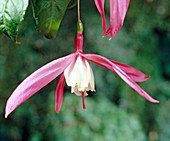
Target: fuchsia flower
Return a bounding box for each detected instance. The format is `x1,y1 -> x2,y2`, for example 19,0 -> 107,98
5,30 -> 159,118
95,0 -> 130,39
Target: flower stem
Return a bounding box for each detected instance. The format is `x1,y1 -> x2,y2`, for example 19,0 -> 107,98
77,0 -> 80,21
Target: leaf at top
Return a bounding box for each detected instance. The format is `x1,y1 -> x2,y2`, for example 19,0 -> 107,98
68,0 -> 77,9
31,0 -> 71,39
0,0 -> 29,42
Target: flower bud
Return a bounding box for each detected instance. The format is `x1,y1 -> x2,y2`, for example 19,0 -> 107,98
77,20 -> 83,33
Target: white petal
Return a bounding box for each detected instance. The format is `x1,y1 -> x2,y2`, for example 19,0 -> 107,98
78,56 -> 90,88
64,59 -> 76,86
64,55 -> 95,96
85,60 -> 95,91
72,87 -> 82,96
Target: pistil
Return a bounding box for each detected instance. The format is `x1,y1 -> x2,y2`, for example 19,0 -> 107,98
82,92 -> 86,110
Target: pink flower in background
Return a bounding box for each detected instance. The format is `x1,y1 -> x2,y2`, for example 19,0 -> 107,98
95,0 -> 130,39
146,0 -> 153,2
5,32 -> 158,118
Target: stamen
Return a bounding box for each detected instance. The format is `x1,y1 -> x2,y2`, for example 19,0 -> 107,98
82,92 -> 86,110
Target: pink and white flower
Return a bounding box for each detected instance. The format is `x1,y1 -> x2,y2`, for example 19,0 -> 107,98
95,0 -> 130,39
5,32 -> 158,118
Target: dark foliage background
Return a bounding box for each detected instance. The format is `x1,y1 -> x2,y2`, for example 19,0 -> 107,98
0,0 -> 170,141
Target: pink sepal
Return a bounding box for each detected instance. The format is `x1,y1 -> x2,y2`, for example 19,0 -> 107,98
110,60 -> 149,82
94,0 -> 106,36
5,53 -> 76,118
94,0 -> 130,38
106,0 -> 130,39
55,74 -> 65,113
81,53 -> 159,103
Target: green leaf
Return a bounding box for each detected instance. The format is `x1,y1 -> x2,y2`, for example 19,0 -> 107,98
31,0 -> 71,39
0,0 -> 29,41
68,0 -> 77,9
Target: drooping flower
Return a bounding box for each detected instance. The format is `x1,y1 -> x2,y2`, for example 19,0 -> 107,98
95,0 -> 130,39
5,21 -> 158,118
64,55 -> 95,97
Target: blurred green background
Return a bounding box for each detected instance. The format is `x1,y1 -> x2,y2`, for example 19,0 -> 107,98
0,0 -> 170,141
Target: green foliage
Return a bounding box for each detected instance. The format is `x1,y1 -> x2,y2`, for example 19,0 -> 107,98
156,100 -> 170,141
0,0 -> 29,41
54,94 -> 146,141
0,93 -> 146,141
31,0 -> 71,39
0,0 -> 72,41
68,0 -> 77,9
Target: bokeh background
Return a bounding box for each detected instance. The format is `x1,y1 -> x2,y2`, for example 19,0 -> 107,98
0,0 -> 170,141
